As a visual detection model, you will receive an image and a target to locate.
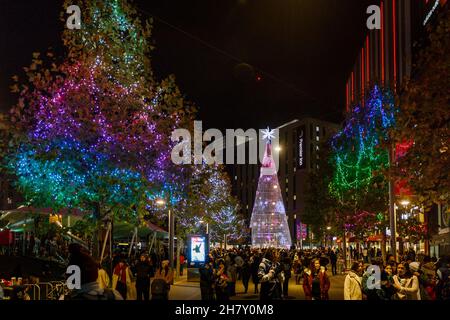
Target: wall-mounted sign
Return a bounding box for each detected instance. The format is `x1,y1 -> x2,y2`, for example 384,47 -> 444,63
297,126 -> 306,169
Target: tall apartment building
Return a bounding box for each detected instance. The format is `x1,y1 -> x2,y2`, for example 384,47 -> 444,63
344,0 -> 449,256
231,118 -> 339,244
345,0 -> 448,110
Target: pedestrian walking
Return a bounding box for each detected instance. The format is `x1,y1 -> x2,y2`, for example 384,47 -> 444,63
97,263 -> 110,289
250,254 -> 260,294
281,253 -> 292,298
151,260 -> 173,300
241,258 -> 251,294
135,254 -> 152,301
112,259 -> 132,300
330,249 -> 337,276
199,262 -> 215,300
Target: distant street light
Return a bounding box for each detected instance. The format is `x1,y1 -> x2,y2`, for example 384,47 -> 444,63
400,200 -> 410,206
327,226 -> 331,230
156,199 -> 166,206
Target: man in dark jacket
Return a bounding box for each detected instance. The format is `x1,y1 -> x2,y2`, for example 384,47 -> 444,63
199,262 -> 215,300
258,250 -> 282,301
330,250 -> 338,276
135,254 -> 152,301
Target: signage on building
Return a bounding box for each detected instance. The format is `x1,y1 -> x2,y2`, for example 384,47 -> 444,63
296,221 -> 307,240
298,126 -> 306,169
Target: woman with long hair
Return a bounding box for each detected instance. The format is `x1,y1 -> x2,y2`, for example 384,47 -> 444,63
303,258 -> 330,300
112,259 -> 132,300
393,262 -> 420,300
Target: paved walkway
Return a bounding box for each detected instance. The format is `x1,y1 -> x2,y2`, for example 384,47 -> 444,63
169,272 -> 346,300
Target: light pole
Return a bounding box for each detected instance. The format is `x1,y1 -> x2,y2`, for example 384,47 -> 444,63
388,145 -> 397,262
156,198 -> 175,270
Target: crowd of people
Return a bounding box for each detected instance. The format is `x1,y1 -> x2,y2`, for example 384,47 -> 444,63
2,241 -> 449,301
197,246 -> 449,301
344,253 -> 450,300
198,247 -> 341,301
62,244 -> 177,301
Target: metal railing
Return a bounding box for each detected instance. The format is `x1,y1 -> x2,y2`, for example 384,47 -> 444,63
25,281 -> 68,300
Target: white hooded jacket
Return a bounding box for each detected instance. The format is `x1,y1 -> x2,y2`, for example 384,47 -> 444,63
344,271 -> 363,300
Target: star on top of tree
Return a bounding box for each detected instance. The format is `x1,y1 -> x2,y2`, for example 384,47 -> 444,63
262,127 -> 276,141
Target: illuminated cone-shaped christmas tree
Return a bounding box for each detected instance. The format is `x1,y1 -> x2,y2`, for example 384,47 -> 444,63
250,133 -> 292,248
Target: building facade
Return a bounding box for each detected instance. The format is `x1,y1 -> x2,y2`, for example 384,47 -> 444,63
344,0 -> 449,256
231,118 -> 339,245
345,0 -> 448,110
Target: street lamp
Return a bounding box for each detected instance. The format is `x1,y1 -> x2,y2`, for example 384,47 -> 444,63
400,200 -> 410,206
156,198 -> 174,270
156,199 -> 166,206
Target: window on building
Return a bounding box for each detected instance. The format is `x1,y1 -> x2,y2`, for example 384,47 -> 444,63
235,175 -> 237,180
286,178 -> 288,184
316,126 -> 320,132
293,167 -> 296,173
316,145 -> 319,151
293,195 -> 297,200
316,136 -> 320,142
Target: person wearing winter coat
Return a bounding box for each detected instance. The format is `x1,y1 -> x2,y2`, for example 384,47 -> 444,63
344,262 -> 363,300
112,259 -> 133,300
393,262 -> 420,300
241,258 -> 252,294
199,262 -> 215,300
135,254 -> 152,301
421,256 -> 437,300
303,258 -> 330,300
258,250 -> 282,301
250,254 -> 261,294
151,260 -> 174,300
97,264 -> 110,289
214,259 -> 231,301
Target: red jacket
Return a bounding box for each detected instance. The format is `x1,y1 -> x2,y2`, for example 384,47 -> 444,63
302,268 -> 330,300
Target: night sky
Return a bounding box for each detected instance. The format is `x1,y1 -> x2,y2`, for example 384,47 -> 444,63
0,0 -> 376,131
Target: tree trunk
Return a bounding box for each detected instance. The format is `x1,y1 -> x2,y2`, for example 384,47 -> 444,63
381,229 -> 387,264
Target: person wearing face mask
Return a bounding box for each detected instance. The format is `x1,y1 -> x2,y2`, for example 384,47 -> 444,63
393,262 -> 420,300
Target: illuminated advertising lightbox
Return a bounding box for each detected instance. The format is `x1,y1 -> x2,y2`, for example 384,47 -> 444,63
187,234 -> 208,267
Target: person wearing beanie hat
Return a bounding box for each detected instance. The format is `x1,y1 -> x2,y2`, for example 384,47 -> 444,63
409,262 -> 420,273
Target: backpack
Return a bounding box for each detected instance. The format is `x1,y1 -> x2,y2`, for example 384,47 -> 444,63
151,279 -> 169,296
